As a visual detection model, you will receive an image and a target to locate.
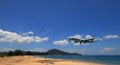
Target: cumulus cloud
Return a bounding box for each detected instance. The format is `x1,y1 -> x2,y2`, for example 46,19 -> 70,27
34,36 -> 49,43
69,34 -> 94,39
30,48 -> 46,52
0,48 -> 15,52
68,34 -> 95,45
85,35 -> 93,39
28,31 -> 34,34
69,34 -> 82,39
104,35 -> 119,39
94,37 -> 103,41
53,40 -> 68,45
0,29 -> 48,43
85,35 -> 104,41
22,31 -> 34,36
53,34 -> 119,46
42,37 -> 49,41
101,48 -> 115,53
64,48 -> 86,54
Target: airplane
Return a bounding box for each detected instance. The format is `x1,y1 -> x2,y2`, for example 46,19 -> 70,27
69,38 -> 95,44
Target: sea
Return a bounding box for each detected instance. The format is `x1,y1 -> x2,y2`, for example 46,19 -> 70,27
35,55 -> 120,65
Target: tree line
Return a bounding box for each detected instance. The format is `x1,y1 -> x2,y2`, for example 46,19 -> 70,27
7,49 -> 48,56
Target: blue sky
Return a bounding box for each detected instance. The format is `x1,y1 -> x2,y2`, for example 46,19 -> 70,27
0,0 -> 120,55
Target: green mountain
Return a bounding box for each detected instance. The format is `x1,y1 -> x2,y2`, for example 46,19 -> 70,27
47,49 -> 81,55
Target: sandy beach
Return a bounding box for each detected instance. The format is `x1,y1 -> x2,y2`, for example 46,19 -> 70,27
0,56 -> 105,65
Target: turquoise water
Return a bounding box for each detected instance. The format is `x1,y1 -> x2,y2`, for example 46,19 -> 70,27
35,55 -> 120,65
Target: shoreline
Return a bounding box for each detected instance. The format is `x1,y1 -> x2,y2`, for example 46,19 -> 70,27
0,56 -> 106,65
34,55 -> 107,65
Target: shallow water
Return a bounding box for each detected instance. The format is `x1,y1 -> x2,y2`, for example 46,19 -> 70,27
35,55 -> 120,65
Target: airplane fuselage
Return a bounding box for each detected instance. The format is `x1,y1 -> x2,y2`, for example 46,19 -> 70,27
69,38 -> 94,44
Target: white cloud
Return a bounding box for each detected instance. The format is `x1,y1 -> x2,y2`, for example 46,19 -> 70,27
85,35 -> 93,39
104,35 -> 119,39
53,40 -> 68,45
28,31 -> 34,34
30,48 -> 46,52
64,48 -> 86,54
34,36 -> 49,43
34,36 -> 42,43
0,48 -> 15,52
101,48 -> 115,53
68,34 -> 83,45
22,31 -> 34,36
42,37 -> 49,41
53,34 -> 119,46
69,34 -> 95,40
73,41 -> 80,45
94,37 -> 103,41
0,48 -> 47,52
68,34 -> 95,45
0,29 -> 49,43
69,34 -> 82,39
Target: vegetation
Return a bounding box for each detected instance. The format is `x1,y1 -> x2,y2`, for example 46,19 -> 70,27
7,49 -> 48,56
7,50 -> 24,56
0,54 -> 4,57
0,49 -> 81,57
47,49 -> 81,55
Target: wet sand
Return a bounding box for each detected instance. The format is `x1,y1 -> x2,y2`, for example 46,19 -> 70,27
0,56 -> 105,65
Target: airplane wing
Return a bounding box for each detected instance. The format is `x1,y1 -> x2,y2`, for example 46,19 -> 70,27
69,38 -> 95,44
69,38 -> 81,43
85,38 -> 94,43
